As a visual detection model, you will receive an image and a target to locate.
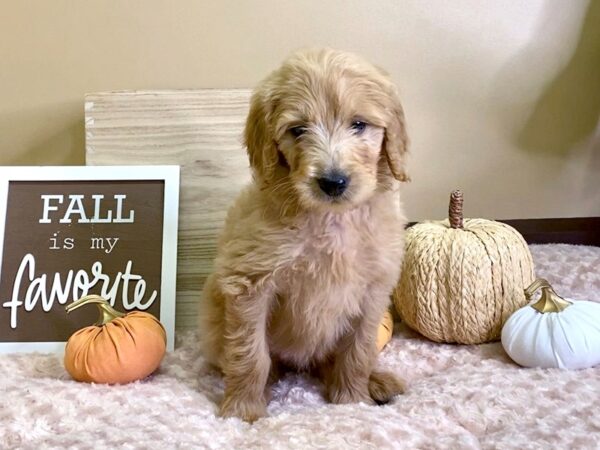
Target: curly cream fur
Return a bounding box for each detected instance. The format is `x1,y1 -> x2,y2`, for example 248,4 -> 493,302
199,48 -> 410,422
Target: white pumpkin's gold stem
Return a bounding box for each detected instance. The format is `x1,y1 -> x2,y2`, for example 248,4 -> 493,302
449,190 -> 464,229
65,295 -> 126,326
525,278 -> 572,313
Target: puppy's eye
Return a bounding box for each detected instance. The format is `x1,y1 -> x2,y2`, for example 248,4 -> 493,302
351,120 -> 367,135
289,126 -> 308,138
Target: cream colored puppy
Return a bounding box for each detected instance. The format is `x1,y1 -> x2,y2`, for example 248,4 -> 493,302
199,48 -> 409,422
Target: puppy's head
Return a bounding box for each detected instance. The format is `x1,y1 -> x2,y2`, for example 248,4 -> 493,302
245,48 -> 409,212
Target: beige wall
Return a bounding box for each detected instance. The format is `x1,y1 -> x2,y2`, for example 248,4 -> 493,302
1,0 -> 598,220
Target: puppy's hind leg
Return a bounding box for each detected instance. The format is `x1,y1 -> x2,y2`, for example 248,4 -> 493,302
368,370 -> 405,405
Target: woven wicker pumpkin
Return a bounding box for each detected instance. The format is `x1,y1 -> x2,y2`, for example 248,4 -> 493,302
393,190 -> 535,344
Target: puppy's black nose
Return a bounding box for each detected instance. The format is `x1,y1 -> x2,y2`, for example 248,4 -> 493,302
317,173 -> 349,197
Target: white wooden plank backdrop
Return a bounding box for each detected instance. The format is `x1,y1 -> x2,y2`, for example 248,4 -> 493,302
85,89 -> 253,331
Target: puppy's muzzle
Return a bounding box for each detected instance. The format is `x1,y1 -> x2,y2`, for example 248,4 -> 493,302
317,172 -> 349,198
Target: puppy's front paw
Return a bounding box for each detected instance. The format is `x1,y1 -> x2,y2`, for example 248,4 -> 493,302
219,394 -> 267,423
368,370 -> 405,404
328,384 -> 374,405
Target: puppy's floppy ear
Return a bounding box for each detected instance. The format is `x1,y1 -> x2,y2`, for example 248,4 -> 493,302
244,86 -> 279,185
382,82 -> 410,182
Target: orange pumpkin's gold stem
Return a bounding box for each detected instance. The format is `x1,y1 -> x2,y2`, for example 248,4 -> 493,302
65,295 -> 126,326
449,190 -> 464,229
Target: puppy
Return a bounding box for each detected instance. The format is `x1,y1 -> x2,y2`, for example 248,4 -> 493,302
199,48 -> 409,422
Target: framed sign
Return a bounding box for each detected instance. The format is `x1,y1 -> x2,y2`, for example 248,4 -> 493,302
0,166 -> 179,353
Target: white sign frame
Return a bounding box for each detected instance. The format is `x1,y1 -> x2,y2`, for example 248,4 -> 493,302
0,165 -> 179,353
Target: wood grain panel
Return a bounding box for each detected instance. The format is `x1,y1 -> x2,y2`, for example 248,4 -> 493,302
85,89 -> 253,331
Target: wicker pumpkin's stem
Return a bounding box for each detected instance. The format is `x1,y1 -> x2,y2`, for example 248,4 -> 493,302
66,295 -> 125,326
525,278 -> 572,313
449,190 -> 464,229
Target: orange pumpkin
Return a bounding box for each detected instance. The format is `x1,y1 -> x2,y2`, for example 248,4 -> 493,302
376,310 -> 394,352
64,295 -> 166,384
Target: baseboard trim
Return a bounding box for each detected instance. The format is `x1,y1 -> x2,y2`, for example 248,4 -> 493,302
408,217 -> 600,246
498,217 -> 600,246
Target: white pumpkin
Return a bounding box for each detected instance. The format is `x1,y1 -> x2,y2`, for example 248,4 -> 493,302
501,278 -> 600,369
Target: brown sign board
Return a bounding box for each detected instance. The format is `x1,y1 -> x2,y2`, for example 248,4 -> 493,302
0,166 -> 179,352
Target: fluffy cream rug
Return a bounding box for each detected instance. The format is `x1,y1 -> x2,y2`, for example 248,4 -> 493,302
1,244 -> 599,450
